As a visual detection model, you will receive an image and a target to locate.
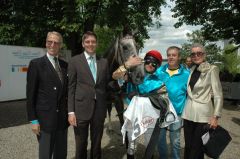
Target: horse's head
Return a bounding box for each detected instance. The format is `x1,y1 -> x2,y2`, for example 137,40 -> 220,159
117,35 -> 138,63
115,34 -> 145,85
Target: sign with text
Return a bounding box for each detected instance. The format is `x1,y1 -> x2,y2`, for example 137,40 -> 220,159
0,45 -> 71,102
0,45 -> 46,101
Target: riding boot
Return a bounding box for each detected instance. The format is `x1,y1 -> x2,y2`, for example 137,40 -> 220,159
127,154 -> 134,159
125,132 -> 129,149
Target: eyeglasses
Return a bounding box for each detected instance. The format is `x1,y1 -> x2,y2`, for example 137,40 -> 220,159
190,52 -> 204,57
144,60 -> 158,68
46,40 -> 61,45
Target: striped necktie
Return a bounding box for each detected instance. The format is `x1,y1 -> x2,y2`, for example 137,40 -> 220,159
53,57 -> 63,83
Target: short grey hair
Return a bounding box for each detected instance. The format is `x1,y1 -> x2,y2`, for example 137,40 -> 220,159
191,43 -> 206,53
46,31 -> 63,44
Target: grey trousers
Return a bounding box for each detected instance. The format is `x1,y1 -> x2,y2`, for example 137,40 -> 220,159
37,129 -> 68,159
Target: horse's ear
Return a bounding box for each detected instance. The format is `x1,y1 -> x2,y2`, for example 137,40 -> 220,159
119,32 -> 123,39
114,37 -> 119,49
122,25 -> 132,37
132,28 -> 138,37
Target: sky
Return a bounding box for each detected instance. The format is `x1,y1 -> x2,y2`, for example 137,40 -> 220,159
140,1 -> 201,58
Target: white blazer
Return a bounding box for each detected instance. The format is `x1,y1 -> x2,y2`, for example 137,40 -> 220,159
181,62 -> 223,123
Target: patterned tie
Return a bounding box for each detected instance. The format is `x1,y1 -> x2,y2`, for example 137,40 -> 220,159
53,57 -> 63,83
89,56 -> 96,82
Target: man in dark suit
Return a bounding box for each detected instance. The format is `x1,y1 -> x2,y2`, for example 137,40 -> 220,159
26,31 -> 69,159
68,31 -> 109,159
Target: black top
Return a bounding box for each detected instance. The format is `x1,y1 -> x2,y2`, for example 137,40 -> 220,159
189,65 -> 201,91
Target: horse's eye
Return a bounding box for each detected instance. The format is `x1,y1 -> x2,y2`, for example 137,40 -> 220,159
122,45 -> 128,50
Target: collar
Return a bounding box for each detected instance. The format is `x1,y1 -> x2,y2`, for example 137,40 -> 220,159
47,52 -> 58,60
47,52 -> 58,58
196,62 -> 211,73
84,51 -> 96,59
162,64 -> 184,75
145,71 -> 158,78
168,65 -> 180,71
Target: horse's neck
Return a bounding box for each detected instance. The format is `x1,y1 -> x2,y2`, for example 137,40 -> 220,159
109,60 -> 120,74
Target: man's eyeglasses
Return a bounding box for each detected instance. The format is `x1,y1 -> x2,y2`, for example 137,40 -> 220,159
190,51 -> 204,57
47,40 -> 61,45
144,60 -> 158,68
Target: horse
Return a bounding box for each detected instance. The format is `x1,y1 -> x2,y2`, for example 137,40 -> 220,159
104,33 -> 145,132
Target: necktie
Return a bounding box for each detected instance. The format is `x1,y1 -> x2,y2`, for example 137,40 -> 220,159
53,57 -> 63,83
89,56 -> 96,82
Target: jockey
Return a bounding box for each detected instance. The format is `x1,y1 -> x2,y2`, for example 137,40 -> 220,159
113,50 -> 164,97
135,50 -> 164,94
112,50 -> 164,159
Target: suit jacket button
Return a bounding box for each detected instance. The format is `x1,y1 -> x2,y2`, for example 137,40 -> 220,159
56,109 -> 59,112
54,87 -> 57,90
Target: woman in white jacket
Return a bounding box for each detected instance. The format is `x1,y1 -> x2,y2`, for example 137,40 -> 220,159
181,43 -> 223,159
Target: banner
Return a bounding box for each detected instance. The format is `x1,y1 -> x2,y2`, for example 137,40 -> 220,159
0,45 -> 71,102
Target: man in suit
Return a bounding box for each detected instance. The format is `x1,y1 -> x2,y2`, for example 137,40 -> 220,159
26,31 -> 69,159
68,31 -> 109,159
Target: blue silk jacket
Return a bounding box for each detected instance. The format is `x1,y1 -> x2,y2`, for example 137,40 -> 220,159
125,72 -> 164,104
155,64 -> 190,115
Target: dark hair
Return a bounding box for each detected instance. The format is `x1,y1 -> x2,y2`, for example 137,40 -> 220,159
166,46 -> 181,56
82,31 -> 97,42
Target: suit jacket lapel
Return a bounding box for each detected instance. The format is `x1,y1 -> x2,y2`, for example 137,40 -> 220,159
43,55 -> 63,88
96,57 -> 102,84
59,59 -> 67,85
79,53 -> 95,83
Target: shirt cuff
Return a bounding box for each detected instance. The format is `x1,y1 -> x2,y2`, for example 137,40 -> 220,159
31,120 -> 39,124
68,112 -> 75,115
118,79 -> 125,87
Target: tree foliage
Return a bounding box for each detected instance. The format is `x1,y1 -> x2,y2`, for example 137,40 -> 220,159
222,44 -> 240,76
0,0 -> 166,55
94,26 -> 117,56
172,0 -> 240,48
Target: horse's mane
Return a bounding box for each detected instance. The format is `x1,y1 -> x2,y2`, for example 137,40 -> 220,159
103,36 -> 121,74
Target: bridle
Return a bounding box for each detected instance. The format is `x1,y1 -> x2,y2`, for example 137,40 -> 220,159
114,35 -> 137,69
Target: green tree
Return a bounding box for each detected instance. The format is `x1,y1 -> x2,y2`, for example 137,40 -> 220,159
222,45 -> 240,77
172,0 -> 240,49
0,0 -> 166,55
94,26 -> 117,56
0,0 -> 83,55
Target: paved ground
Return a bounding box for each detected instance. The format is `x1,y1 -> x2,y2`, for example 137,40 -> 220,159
0,100 -> 239,159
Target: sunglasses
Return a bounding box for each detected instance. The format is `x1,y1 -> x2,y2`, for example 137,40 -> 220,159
190,52 -> 204,57
144,60 -> 158,68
